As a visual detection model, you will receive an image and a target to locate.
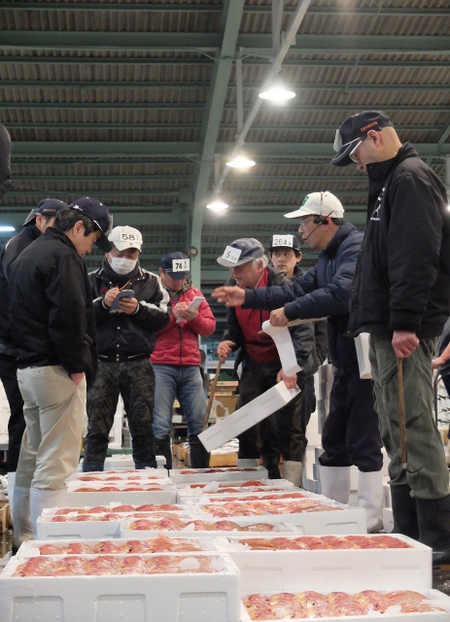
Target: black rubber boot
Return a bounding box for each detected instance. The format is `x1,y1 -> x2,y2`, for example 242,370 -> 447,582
134,461 -> 157,469
82,462 -> 105,472
262,454 -> 281,479
155,436 -> 172,470
416,495 -> 450,566
189,435 -> 210,468
390,484 -> 419,540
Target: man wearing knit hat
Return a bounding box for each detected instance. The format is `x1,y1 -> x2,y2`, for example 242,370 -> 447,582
333,110 -> 450,565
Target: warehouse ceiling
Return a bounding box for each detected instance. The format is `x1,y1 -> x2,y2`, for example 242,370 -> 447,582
0,0 -> 449,337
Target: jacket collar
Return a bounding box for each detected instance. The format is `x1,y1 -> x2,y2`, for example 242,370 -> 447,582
323,222 -> 356,258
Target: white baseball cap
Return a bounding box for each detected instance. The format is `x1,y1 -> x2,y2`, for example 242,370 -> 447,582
108,225 -> 143,251
284,191 -> 344,219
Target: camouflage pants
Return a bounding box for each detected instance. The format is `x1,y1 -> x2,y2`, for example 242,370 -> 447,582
84,358 -> 156,467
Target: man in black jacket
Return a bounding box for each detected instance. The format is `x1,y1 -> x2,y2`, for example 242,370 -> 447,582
83,226 -> 170,472
9,197 -> 111,547
213,195 -> 384,530
332,110 -> 450,564
216,238 -> 316,485
0,199 -> 68,477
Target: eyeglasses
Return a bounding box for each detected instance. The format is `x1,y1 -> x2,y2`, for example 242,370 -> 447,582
298,217 -> 314,229
349,136 -> 367,163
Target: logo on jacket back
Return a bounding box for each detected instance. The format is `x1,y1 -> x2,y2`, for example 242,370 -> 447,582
370,186 -> 385,222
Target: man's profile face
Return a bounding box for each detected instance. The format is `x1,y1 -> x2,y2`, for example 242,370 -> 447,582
71,222 -> 101,257
230,260 -> 262,289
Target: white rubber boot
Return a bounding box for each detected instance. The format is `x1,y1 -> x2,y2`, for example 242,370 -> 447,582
283,461 -> 303,487
357,470 -> 384,532
30,488 -> 68,534
7,472 -> 16,523
237,458 -> 260,468
12,485 -> 34,549
318,465 -> 351,504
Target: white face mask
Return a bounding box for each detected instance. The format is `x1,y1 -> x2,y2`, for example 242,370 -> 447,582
109,255 -> 137,275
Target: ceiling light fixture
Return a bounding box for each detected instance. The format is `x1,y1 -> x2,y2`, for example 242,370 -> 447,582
226,151 -> 256,169
258,77 -> 296,103
0,225 -> 15,232
206,197 -> 229,212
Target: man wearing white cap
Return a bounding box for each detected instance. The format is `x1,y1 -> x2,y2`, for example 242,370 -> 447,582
213,193 -> 384,531
83,226 -> 170,472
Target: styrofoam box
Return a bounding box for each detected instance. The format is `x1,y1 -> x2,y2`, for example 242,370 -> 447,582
80,456 -> 168,471
15,536 -> 224,558
188,489 -> 325,507
187,497 -> 368,534
65,483 -> 177,506
170,466 -> 268,484
35,515 -> 123,540
120,517 -> 299,540
68,468 -> 171,483
215,533 -> 432,592
176,479 -> 297,503
239,590 -> 450,622
199,383 -> 300,452
0,553 -> 241,622
36,505 -> 189,541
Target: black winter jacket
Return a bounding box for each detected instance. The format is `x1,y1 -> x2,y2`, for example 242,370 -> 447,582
222,265 -> 317,383
243,223 -> 363,373
90,261 -> 170,362
0,224 -> 41,355
9,227 -> 97,383
347,143 -> 450,338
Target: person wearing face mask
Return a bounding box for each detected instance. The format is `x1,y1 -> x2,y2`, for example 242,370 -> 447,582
82,226 -> 170,472
151,252 -> 216,469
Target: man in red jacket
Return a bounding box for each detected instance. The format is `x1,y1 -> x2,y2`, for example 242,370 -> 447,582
151,252 -> 216,468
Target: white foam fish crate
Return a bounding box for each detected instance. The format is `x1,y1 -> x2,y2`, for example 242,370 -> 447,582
186,495 -> 367,535
16,536 -> 223,558
170,466 -> 268,485
120,517 -> 299,540
36,505 -> 187,541
215,533 -> 432,592
65,481 -> 177,506
68,468 -> 170,483
199,383 -> 299,452
239,590 -> 450,622
0,553 -> 241,622
176,479 -> 296,503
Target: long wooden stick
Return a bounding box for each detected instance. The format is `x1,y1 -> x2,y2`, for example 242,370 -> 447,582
202,360 -> 222,430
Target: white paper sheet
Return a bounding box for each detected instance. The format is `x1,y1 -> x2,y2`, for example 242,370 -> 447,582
261,320 -> 301,376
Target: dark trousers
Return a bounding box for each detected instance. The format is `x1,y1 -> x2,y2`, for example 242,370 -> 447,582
319,370 -> 383,472
84,358 -> 156,467
236,358 -> 305,462
0,353 -> 25,471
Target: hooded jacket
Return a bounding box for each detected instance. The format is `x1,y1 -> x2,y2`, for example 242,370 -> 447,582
151,282 -> 216,366
347,143 -> 450,338
243,224 -> 362,373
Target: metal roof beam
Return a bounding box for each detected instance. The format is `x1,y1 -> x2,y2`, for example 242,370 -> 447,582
1,32 -> 449,55
2,3 -> 448,16
11,142 -> 450,158
3,81 -> 449,93
1,57 -> 447,68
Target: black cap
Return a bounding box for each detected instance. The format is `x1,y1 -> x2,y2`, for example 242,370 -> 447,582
217,238 -> 264,267
331,111 -> 393,167
268,234 -> 301,254
69,197 -> 112,252
160,252 -> 191,279
23,198 -> 69,226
